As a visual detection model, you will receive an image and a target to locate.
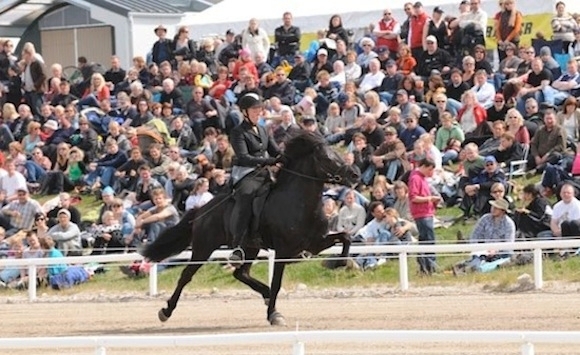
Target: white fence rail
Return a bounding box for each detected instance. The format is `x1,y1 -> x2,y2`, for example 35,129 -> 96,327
1,330 -> 580,355
1,240 -> 580,301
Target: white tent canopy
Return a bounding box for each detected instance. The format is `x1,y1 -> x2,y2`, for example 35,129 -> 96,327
184,0 -> 557,39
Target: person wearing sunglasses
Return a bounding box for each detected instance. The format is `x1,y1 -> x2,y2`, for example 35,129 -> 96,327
461,155 -> 507,219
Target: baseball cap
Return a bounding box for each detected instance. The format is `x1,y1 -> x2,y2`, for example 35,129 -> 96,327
413,1 -> 423,7
43,120 -> 58,131
385,59 -> 396,67
225,29 -> 234,36
396,89 -> 408,96
434,6 -> 444,13
460,0 -> 469,4
385,126 -> 397,134
376,47 -> 389,55
57,209 -> 71,218
426,35 -> 437,44
102,186 -> 115,196
484,156 -> 497,164
317,48 -> 328,56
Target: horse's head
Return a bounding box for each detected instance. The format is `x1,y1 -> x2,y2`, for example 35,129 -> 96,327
283,132 -> 360,186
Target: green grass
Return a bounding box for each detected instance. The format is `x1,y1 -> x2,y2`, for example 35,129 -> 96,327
13,173 -> 579,295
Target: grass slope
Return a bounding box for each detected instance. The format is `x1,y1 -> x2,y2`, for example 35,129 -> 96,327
12,176 -> 580,295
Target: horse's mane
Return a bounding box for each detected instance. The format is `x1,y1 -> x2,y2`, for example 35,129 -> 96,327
283,131 -> 326,160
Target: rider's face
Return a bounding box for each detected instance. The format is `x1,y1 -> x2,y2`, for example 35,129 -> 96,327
246,106 -> 262,125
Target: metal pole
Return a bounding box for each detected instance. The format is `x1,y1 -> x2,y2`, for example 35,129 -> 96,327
533,248 -> 543,289
521,342 -> 535,355
73,28 -> 78,65
28,265 -> 36,302
268,250 -> 275,287
399,252 -> 409,291
149,263 -> 158,296
292,342 -> 305,355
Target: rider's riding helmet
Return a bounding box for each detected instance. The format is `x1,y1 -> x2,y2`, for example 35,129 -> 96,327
237,93 -> 263,111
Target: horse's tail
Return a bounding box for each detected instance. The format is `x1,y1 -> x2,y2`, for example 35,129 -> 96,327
140,208 -> 198,262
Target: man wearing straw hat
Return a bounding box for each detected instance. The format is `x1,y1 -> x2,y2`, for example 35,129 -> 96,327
453,198 -> 515,274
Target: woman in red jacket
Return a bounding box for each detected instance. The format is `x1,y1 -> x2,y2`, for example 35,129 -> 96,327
456,90 -> 488,138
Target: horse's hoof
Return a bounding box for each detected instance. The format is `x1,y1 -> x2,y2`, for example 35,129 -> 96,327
268,311 -> 287,326
264,298 -> 270,306
158,309 -> 170,322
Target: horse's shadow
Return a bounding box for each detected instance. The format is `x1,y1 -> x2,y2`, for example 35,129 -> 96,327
71,325 -> 259,336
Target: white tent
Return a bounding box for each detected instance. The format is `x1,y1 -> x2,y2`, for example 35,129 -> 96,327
184,0 -> 557,40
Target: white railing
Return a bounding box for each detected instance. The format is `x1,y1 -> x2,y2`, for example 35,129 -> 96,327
1,330 -> 580,355
1,240 -> 580,301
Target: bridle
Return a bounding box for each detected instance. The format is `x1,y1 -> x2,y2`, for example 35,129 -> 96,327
279,144 -> 347,184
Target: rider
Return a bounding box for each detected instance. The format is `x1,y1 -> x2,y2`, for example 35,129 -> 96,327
228,93 -> 282,264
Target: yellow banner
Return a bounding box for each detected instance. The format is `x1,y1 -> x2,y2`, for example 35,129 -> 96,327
485,12 -> 553,49
292,12 -> 554,52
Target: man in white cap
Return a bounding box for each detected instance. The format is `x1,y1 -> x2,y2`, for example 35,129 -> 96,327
416,35 -> 453,79
47,209 -> 81,256
309,48 -> 334,83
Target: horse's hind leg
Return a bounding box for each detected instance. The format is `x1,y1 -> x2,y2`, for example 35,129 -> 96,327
159,255 -> 207,322
232,248 -> 270,304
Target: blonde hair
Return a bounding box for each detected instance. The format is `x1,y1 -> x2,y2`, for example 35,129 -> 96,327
389,106 -> 401,116
364,91 -> 380,107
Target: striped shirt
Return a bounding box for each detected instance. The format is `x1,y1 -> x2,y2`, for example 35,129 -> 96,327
1,199 -> 42,230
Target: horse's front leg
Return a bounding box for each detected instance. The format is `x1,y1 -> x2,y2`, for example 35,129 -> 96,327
307,232 -> 351,266
267,261 -> 286,326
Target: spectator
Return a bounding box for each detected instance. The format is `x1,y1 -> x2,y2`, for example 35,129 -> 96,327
493,132 -> 525,167
263,67 -> 295,106
46,192 -> 81,228
552,1 -> 578,52
416,35 -> 453,78
172,26 -> 196,65
274,12 -> 301,63
352,201 -> 390,270
47,209 -> 81,256
21,42 -> 46,116
495,1 -> 523,61
423,6 -> 449,51
337,189 -> 366,237
471,69 -> 495,108
408,158 -> 440,275
549,183 -> 580,238
0,158 -> 27,202
0,187 -> 41,236
514,184 -> 552,240
185,177 -> 213,211
159,78 -> 184,110
409,2 -> 430,59
369,126 -> 410,183
128,188 -> 180,245
479,120 -> 507,156
241,18 -> 270,61
90,210 -> 124,255
453,199 -> 515,274
327,14 -> 350,46
461,155 -> 506,218
528,105 -> 569,171
396,44 -> 417,76
374,8 -> 402,58
503,108 -> 529,144
104,55 -> 126,89
399,113 -> 427,151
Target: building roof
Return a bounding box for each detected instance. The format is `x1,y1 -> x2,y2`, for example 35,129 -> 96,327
92,0 -> 183,15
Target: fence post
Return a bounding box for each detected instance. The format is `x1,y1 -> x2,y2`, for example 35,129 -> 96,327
399,252 -> 409,291
521,342 -> 534,355
149,263 -> 158,296
292,341 -> 305,355
268,250 -> 275,287
95,346 -> 107,355
533,248 -> 543,289
28,265 -> 37,301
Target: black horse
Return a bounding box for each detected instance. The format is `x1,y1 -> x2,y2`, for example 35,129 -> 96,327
142,132 -> 359,326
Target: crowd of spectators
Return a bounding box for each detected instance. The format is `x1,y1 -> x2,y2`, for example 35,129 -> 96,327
1,0 -> 580,283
